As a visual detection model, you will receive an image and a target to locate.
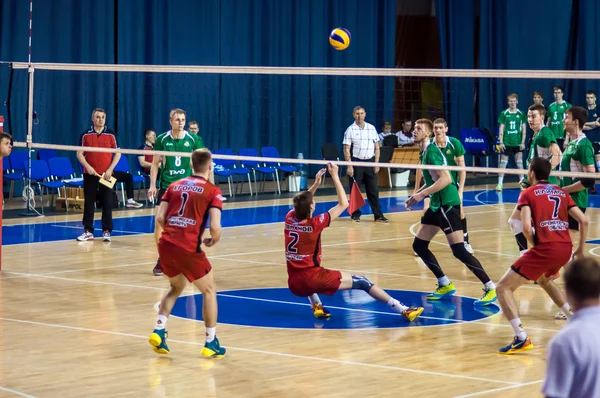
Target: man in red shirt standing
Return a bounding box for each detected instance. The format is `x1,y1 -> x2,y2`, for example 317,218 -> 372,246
76,108 -> 121,242
148,148 -> 226,358
496,157 -> 589,354
285,162 -> 423,322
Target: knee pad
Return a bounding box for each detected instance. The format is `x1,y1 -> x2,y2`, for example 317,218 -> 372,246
499,157 -> 509,169
351,275 -> 374,292
450,243 -> 472,263
508,218 -> 523,235
412,237 -> 430,257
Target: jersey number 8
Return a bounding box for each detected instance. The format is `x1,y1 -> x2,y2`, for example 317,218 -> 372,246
175,156 -> 182,167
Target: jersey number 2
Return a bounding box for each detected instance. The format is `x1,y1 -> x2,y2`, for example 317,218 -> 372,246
548,195 -> 561,218
178,192 -> 189,216
287,232 -> 299,253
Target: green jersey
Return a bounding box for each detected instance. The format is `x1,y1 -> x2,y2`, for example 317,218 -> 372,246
559,135 -> 594,208
433,136 -> 465,184
497,108 -> 525,146
527,126 -> 559,184
547,101 -> 572,140
420,142 -> 461,212
154,130 -> 205,189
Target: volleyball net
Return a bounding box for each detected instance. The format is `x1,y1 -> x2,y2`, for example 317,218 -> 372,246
1,62 -> 599,233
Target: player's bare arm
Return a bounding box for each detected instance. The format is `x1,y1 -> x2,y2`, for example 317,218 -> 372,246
155,201 -> 169,228
498,124 -> 506,150
327,163 -> 349,221
568,206 -> 589,258
148,153 -> 162,199
374,141 -> 380,174
343,144 -> 353,177
456,155 -> 466,197
204,207 -> 222,247
520,205 -> 535,246
550,143 -> 562,169
406,169 -> 451,207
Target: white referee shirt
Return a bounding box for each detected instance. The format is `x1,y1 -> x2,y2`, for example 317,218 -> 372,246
343,122 -> 379,160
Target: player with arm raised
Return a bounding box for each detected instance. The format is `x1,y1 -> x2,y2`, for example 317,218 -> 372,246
148,149 -> 226,358
508,104 -> 562,256
285,163 -> 424,322
406,119 -> 497,305
496,157 -> 588,354
148,109 -> 205,276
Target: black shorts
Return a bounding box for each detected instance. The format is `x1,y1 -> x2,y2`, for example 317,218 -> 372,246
593,142 -> 600,155
421,205 -> 462,235
155,188 -> 167,205
502,146 -> 522,155
568,207 -> 586,231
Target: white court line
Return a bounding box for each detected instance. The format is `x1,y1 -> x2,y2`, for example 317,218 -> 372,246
452,379 -> 544,398
0,386 -> 36,398
6,272 -> 166,291
0,316 -> 518,386
217,293 -> 459,323
50,224 -> 140,235
589,246 -> 600,258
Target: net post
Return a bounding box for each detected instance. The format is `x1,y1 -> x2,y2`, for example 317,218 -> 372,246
19,66 -> 39,217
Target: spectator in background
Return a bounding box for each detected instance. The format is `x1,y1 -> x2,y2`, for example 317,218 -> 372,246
188,120 -> 200,135
398,119 -> 414,146
378,121 -> 395,142
583,90 -> 600,194
542,257 -> 600,398
138,129 -> 156,175
343,105 -> 388,223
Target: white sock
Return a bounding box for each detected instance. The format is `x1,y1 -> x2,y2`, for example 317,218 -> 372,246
388,298 -> 408,313
484,281 -> 496,290
561,304 -> 572,319
206,326 -> 216,343
498,175 -> 504,184
127,198 -> 136,203
437,276 -> 451,287
155,315 -> 168,330
509,318 -> 527,340
308,294 -> 321,306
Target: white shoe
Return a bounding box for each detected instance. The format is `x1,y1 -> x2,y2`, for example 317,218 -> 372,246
555,310 -> 572,320
77,231 -> 94,241
464,242 -> 474,254
126,199 -> 144,208
102,231 -> 111,242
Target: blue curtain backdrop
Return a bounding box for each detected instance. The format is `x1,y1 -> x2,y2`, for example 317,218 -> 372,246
436,0 -> 600,139
0,0 -> 397,164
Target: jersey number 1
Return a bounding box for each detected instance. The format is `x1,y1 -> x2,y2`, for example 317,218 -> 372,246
178,192 -> 189,216
287,232 -> 299,253
548,195 -> 561,218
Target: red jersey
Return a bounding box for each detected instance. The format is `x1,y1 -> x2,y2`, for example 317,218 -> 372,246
517,182 -> 576,245
80,127 -> 117,174
159,176 -> 224,253
284,210 -> 331,272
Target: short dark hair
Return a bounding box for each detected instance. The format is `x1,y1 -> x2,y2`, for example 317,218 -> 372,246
528,103 -> 547,118
188,120 -> 198,127
191,148 -> 212,173
553,86 -> 564,93
567,106 -> 588,130
564,257 -> 600,302
144,129 -> 154,139
433,118 -> 447,127
293,191 -> 313,220
533,91 -> 544,99
0,132 -> 13,142
586,90 -> 597,97
529,157 -> 551,181
383,121 -> 391,127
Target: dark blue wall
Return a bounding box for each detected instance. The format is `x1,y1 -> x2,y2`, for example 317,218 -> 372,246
0,0 -> 397,162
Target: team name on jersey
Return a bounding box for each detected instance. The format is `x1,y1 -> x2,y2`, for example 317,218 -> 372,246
285,224 -> 314,232
286,253 -> 308,261
540,220 -> 568,231
167,216 -> 197,228
533,188 -> 566,197
173,185 -> 205,193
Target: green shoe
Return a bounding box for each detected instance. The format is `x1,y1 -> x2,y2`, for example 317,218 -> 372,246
474,287 -> 498,306
495,184 -> 503,192
427,282 -> 456,301
149,329 -> 170,355
201,337 -> 226,359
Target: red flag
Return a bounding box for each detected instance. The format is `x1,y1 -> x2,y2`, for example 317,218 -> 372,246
348,181 -> 366,215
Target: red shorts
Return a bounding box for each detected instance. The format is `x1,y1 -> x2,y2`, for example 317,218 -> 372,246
511,243 -> 572,281
157,239 -> 212,282
288,267 -> 342,297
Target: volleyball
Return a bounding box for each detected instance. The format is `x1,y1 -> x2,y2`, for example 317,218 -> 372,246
329,28 -> 351,50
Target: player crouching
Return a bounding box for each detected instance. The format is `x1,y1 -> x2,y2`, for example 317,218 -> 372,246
284,162 -> 424,322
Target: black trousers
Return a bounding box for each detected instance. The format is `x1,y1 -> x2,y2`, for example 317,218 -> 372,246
350,157 -> 383,219
113,170 -> 135,200
83,173 -> 113,233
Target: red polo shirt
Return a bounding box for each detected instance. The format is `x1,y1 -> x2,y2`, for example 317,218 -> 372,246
80,127 -> 117,174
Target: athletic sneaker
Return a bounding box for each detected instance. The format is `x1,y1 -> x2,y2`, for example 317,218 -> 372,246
201,337 -> 226,358
312,304 -> 331,319
77,231 -> 94,241
153,259 -> 163,276
498,336 -> 533,354
149,329 -> 170,355
427,283 -> 456,300
401,306 -> 424,322
554,309 -> 573,320
102,230 -> 111,242
495,184 -> 503,192
126,199 -> 144,208
464,242 -> 475,254
474,287 -> 497,306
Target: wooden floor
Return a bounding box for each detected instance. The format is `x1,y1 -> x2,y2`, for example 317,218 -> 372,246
1,184 -> 597,398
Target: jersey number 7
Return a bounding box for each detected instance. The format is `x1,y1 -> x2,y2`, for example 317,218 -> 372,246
548,195 -> 561,219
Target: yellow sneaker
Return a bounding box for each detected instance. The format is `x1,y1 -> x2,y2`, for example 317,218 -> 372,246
312,304 -> 331,319
426,282 -> 456,300
474,287 -> 498,306
401,306 -> 424,322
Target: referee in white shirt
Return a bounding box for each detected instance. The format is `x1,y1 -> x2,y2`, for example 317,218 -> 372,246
343,106 -> 388,223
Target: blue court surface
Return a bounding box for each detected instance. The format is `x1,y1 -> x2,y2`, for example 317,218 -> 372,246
3,188 -> 600,245
170,288 -> 500,330
2,188 -> 524,245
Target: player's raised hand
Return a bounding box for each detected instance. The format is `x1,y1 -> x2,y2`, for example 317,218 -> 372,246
314,168 -> 326,185
327,162 -> 339,177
